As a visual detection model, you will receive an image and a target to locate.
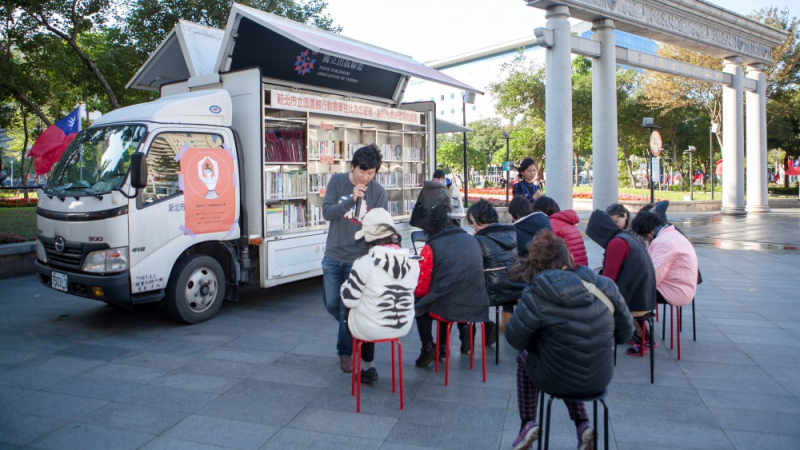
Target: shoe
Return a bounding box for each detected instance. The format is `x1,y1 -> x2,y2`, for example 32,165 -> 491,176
484,321 -> 497,347
512,420 -> 539,450
499,311 -> 513,333
626,338 -> 656,356
459,328 -> 473,354
416,342 -> 436,367
627,332 -> 641,346
340,355 -> 353,373
577,421 -> 594,450
360,367 -> 379,384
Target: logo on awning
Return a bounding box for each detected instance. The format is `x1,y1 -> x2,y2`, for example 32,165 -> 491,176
294,49 -> 316,76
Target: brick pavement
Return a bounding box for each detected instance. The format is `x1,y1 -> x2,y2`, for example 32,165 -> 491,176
0,209 -> 799,449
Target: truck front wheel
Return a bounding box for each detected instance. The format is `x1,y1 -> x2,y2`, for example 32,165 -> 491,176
166,254 -> 225,323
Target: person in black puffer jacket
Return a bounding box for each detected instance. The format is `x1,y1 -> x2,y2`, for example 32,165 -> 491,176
414,201 -> 491,366
505,229 -> 634,450
467,200 -> 526,334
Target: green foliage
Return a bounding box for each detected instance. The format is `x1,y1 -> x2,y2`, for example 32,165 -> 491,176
0,206 -> 37,241
769,183 -> 800,195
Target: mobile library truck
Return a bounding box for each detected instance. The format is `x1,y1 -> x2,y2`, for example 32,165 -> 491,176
33,3 -> 479,323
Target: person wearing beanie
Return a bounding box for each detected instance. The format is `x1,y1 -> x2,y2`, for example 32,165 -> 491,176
340,208 -> 420,383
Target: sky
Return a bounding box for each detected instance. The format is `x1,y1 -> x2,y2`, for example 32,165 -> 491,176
324,0 -> 800,63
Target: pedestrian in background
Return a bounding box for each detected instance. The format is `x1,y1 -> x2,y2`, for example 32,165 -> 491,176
512,158 -> 543,203
509,195 -> 552,259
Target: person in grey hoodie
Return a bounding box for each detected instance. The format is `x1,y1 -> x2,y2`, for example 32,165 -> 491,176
410,169 -> 451,228
322,144 -> 388,373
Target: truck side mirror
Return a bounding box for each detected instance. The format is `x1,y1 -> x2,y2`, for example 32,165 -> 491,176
130,152 -> 148,189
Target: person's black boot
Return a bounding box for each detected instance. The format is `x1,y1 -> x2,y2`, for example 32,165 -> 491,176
415,341 -> 436,367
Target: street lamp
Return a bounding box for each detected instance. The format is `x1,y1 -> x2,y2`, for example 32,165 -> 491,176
642,117 -> 662,203
710,122 -> 720,200
462,91 -> 476,208
502,131 -> 511,206
686,145 -> 696,200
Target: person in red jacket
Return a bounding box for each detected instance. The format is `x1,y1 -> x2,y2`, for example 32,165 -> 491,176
532,196 -> 588,267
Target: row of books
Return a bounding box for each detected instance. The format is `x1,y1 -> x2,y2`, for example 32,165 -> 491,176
266,202 -> 309,231
265,129 -> 305,162
308,139 -> 343,160
379,143 -> 402,161
264,170 -> 307,199
403,173 -> 423,188
308,173 -> 334,193
265,201 -> 408,232
375,172 -> 403,189
403,146 -> 423,162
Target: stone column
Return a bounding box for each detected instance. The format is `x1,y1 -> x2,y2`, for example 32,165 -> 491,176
722,57 -> 745,215
544,5 -> 573,209
591,19 -> 618,211
745,64 -> 770,212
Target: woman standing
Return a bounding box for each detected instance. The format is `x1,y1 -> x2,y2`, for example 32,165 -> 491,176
512,158 -> 543,203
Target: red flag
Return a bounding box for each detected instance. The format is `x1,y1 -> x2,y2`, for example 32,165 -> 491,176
773,172 -> 780,183
787,158 -> 800,176
28,106 -> 82,175
715,159 -> 723,176
693,171 -> 703,182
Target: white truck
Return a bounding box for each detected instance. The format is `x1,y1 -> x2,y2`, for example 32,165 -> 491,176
33,4 -> 477,323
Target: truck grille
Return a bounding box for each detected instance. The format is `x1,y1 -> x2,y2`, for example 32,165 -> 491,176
39,236 -> 108,271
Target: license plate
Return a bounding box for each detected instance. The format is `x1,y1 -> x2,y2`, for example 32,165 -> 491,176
51,271 -> 68,292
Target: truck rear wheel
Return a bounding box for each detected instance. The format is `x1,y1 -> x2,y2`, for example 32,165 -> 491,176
166,254 -> 225,323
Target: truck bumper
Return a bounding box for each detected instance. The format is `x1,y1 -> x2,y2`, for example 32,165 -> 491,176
35,260 -> 132,304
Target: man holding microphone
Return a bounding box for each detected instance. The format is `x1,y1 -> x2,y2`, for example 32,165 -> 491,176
321,144 -> 388,372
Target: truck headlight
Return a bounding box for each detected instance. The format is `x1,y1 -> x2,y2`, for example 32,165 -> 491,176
82,247 -> 129,273
35,239 -> 47,263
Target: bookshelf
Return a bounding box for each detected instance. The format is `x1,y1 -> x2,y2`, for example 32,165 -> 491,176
263,89 -> 427,234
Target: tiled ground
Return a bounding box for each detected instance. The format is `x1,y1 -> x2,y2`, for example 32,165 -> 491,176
1,209 -> 799,449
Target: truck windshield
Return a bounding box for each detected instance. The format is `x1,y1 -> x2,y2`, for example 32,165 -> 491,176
45,125 -> 147,197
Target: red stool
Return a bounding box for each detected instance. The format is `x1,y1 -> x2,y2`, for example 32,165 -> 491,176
660,301 -> 684,360
429,313 -> 486,386
351,337 -> 403,413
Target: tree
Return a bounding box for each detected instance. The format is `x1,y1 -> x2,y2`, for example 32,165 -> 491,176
124,0 -> 341,55
13,0 -> 123,109
572,56 -> 593,186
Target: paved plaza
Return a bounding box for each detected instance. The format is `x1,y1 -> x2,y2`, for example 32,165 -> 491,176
1,209 -> 799,449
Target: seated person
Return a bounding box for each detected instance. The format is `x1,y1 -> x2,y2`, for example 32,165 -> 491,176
509,195 -> 552,259
587,209 -> 657,356
631,211 -> 698,310
532,196 -> 588,267
340,208 -> 420,383
466,199 -> 525,335
506,229 -> 633,450
414,201 -> 491,367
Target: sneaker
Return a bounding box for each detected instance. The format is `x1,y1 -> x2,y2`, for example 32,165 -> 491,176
484,321 -> 497,347
627,332 -> 641,346
512,420 -> 539,450
626,342 -> 644,356
576,421 -> 594,450
360,367 -> 379,384
416,342 -> 436,367
626,338 -> 656,356
340,355 -> 352,373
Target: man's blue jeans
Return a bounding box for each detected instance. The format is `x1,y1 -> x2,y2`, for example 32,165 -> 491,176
322,256 -> 353,357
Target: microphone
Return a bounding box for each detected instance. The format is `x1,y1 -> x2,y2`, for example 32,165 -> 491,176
354,197 -> 362,218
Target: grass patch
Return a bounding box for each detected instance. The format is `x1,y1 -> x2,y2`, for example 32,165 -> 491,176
0,207 -> 37,241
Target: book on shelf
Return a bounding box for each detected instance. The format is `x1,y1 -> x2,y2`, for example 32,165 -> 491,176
265,129 -> 305,162
308,173 -> 334,193
264,170 -> 307,199
266,201 -> 308,231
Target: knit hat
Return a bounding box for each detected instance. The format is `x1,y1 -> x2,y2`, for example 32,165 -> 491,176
355,207 -> 397,242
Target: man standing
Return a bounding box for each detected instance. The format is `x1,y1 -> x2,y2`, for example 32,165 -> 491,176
411,169 -> 450,227
322,144 -> 388,372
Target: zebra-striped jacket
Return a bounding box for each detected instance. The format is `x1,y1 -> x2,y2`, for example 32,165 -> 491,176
340,245 -> 420,341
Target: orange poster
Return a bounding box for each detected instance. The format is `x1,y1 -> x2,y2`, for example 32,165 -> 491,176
179,147 -> 236,236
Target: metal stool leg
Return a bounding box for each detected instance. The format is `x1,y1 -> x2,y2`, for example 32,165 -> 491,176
592,400 -> 598,450
537,390 -> 545,450
649,318 -> 655,384
692,298 -> 697,341
495,307 -> 500,365
544,395 -> 554,450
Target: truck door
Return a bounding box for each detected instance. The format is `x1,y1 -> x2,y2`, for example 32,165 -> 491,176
128,130 -> 233,298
